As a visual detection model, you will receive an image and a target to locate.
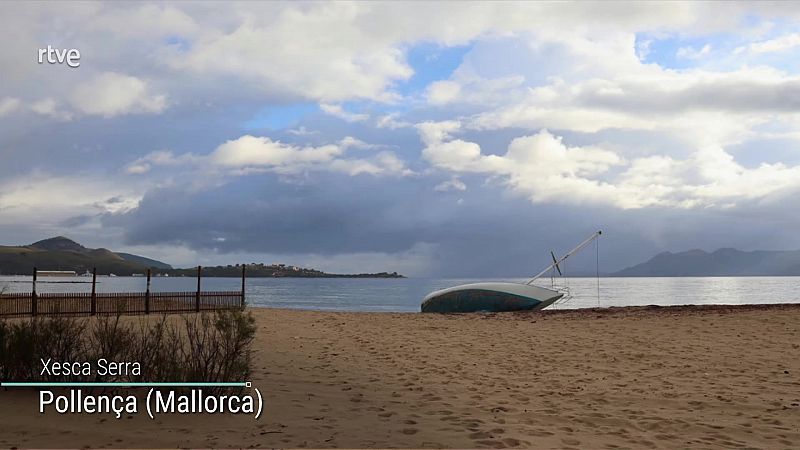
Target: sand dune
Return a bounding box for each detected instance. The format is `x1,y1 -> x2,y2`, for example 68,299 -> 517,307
1,304 -> 799,448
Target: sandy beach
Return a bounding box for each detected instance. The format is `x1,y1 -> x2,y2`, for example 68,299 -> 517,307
1,304 -> 799,448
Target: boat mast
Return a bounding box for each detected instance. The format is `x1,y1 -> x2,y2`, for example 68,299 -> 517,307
526,231 -> 602,285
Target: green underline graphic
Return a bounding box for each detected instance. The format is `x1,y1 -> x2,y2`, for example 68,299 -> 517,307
1,381 -> 249,388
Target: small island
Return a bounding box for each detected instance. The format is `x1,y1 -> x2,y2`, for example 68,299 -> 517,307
164,263 -> 403,278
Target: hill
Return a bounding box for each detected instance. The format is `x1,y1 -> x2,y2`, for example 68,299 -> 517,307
0,236 -> 173,276
612,248 -> 800,277
116,253 -> 173,270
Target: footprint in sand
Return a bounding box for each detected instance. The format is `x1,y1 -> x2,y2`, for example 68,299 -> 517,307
475,439 -> 506,448
469,431 -> 493,439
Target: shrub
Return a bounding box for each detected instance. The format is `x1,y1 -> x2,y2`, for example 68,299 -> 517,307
0,309 -> 256,388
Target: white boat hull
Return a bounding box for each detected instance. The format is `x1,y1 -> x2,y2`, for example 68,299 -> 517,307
421,282 -> 563,313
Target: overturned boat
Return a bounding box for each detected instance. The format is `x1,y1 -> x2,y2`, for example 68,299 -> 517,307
421,231 -> 602,313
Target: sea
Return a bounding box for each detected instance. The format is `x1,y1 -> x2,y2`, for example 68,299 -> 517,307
1,275 -> 798,312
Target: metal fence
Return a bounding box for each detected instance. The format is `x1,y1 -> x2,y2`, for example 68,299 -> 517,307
0,266 -> 246,318
0,291 -> 244,317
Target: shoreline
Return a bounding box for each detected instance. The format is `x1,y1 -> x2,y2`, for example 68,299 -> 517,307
243,301 -> 800,316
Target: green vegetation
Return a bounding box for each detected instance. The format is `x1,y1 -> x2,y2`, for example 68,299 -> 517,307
0,310 -> 256,390
168,263 -> 403,278
0,236 -> 167,276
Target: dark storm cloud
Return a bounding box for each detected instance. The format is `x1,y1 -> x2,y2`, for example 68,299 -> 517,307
101,169 -> 800,277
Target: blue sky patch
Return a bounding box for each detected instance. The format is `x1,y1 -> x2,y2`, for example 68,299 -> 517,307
396,42 -> 472,95
164,35 -> 191,52
242,103 -> 319,130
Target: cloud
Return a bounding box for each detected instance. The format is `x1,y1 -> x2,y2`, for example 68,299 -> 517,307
0,97 -> 20,116
635,38 -> 653,60
375,113 -> 411,129
425,76 -> 524,106
163,4 -> 415,102
125,150 -> 199,174
287,126 -> 318,136
69,72 -> 167,118
421,124 -> 624,204
30,98 -> 73,120
0,97 -> 71,120
320,104 -> 369,122
740,32 -> 800,54
211,135 -> 341,168
434,177 -> 466,192
676,43 -> 711,59
419,124 -> 800,209
0,172 -> 142,231
127,135 -> 411,178
211,135 -> 411,176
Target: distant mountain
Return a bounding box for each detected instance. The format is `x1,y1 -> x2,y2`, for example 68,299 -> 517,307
116,253 -> 173,270
612,248 -> 800,277
30,236 -> 87,252
0,237 -> 172,275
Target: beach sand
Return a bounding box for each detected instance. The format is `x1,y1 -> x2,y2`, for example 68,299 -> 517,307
1,304 -> 799,448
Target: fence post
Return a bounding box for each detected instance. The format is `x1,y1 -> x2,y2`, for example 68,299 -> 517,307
31,267 -> 37,316
91,268 -> 97,315
241,264 -> 246,309
145,269 -> 151,314
195,265 -> 201,312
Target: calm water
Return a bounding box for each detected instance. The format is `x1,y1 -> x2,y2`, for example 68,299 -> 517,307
1,276 -> 798,312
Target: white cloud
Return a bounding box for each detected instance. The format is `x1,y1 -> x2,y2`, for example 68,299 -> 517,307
338,136 -> 376,150
70,72 -> 167,118
416,120 -> 463,146
636,38 -> 653,60
425,76 -> 524,106
676,43 -> 711,59
466,67 -> 800,152
164,4 -> 415,102
30,98 -> 73,120
0,173 -> 142,226
320,103 -> 369,122
434,177 -> 467,192
421,125 -> 624,205
743,32 -> 800,54
426,81 -> 461,105
117,2 -> 714,104
211,135 -> 342,168
210,135 -> 411,177
419,124 -> 800,209
287,126 -> 318,136
125,150 -> 199,174
375,113 -> 411,129
0,97 -> 20,117
129,135 -> 410,178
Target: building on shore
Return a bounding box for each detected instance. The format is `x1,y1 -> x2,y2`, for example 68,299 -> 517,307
38,270 -> 77,277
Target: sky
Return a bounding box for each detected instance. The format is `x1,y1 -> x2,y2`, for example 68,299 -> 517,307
2,1 -> 800,276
